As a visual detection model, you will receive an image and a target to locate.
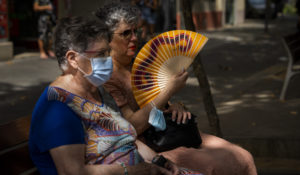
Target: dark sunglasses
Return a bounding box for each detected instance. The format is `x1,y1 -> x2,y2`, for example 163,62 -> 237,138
114,28 -> 138,39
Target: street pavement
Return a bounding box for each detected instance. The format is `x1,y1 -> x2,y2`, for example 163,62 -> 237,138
1,16 -> 300,174
0,54 -> 60,124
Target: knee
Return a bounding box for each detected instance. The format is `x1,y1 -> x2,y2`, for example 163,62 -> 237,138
217,144 -> 257,175
238,146 -> 254,164
233,145 -> 257,175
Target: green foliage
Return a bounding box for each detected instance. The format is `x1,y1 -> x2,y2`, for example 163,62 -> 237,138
283,3 -> 297,15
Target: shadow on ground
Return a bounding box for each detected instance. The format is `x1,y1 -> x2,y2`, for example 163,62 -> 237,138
0,82 -> 50,124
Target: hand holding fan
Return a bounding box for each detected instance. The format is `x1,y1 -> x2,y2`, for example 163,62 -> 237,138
131,30 -> 208,108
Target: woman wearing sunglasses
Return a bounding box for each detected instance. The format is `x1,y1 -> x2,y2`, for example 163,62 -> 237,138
97,2 -> 257,175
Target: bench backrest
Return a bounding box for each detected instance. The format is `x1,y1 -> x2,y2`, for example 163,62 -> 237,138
283,32 -> 300,64
0,115 -> 38,175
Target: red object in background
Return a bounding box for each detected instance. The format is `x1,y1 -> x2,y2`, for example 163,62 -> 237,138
0,0 -> 8,39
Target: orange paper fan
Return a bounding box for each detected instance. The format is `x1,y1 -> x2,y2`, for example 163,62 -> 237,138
131,30 -> 208,108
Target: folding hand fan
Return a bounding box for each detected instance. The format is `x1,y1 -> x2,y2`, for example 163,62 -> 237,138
131,30 -> 208,108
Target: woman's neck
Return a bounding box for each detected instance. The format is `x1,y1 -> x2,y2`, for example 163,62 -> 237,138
112,56 -> 132,72
52,74 -> 101,105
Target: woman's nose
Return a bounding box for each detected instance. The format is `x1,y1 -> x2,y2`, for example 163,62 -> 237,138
130,32 -> 138,41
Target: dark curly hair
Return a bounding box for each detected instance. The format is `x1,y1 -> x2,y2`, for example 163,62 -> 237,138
94,1 -> 140,32
53,16 -> 111,71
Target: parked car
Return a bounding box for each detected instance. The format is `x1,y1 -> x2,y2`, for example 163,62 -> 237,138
246,0 -> 277,18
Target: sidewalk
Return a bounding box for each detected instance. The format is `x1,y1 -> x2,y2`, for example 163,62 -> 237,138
0,16 -> 300,174
0,55 -> 60,124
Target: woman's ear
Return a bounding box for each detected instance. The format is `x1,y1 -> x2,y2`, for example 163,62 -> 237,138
65,50 -> 78,69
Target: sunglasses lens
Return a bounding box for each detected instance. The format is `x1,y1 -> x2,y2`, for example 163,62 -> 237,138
123,30 -> 132,37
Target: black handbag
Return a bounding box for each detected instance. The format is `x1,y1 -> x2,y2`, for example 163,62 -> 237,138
143,113 -> 202,152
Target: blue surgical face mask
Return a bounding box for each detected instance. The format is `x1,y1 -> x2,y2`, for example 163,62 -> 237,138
148,107 -> 166,131
78,56 -> 113,87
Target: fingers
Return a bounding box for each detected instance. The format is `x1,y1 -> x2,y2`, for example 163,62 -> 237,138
181,112 -> 187,124
173,111 -> 188,124
182,71 -> 189,80
150,164 -> 172,175
166,70 -> 188,95
170,164 -> 180,175
169,103 -> 192,124
176,111 -> 183,124
187,111 -> 192,120
165,161 -> 180,175
176,70 -> 188,79
158,166 -> 173,175
171,166 -> 180,175
172,110 -> 177,122
176,69 -> 185,76
177,71 -> 188,88
48,5 -> 53,10
178,111 -> 191,124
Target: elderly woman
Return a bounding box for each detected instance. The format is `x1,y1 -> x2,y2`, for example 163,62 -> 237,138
28,16 -> 202,175
96,2 -> 257,175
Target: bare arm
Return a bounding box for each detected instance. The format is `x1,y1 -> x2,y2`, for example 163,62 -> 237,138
50,144 -> 124,175
121,71 -> 189,135
33,2 -> 52,12
50,144 -> 172,175
135,140 -> 180,175
135,139 -> 157,163
121,86 -> 172,135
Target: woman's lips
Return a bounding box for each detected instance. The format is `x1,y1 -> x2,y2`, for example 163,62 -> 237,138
129,46 -> 136,50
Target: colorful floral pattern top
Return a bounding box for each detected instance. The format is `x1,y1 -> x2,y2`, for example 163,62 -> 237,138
48,86 -> 144,165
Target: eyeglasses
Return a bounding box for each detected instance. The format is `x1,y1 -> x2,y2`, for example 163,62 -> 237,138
82,48 -> 111,58
114,28 -> 138,40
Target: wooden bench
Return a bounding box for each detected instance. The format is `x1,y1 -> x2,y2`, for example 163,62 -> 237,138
280,32 -> 300,100
0,115 -> 39,175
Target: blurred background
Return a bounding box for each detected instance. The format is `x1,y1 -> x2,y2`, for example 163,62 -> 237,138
0,0 -> 298,55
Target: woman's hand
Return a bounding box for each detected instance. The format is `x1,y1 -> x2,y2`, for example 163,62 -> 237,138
165,70 -> 188,96
129,162 -> 174,175
151,155 -> 180,175
164,102 -> 191,124
148,163 -> 174,175
164,159 -> 180,175
46,5 -> 53,11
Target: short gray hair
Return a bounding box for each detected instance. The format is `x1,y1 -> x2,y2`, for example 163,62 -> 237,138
53,16 -> 111,71
95,2 -> 140,32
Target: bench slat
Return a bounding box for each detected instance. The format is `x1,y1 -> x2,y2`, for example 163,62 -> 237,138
0,115 -> 31,150
0,144 -> 38,175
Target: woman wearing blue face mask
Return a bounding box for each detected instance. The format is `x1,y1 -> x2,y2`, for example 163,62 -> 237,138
28,16 -> 203,175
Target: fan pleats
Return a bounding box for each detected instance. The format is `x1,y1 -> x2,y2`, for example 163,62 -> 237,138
131,30 -> 208,108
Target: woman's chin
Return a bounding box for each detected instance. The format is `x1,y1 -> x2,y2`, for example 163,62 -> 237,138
127,51 -> 136,58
